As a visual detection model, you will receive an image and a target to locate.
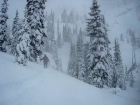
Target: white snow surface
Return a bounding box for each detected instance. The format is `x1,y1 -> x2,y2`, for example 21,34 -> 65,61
0,52 -> 140,105
0,0 -> 140,105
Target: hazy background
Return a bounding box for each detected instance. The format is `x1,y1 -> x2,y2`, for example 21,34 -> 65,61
0,0 -> 138,24
0,0 -> 140,38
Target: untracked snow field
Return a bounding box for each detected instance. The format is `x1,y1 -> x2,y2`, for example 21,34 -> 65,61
0,52 -> 140,105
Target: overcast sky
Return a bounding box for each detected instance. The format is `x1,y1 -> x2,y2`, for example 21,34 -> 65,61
0,0 -> 92,27
0,0 -> 118,27
0,0 -> 139,33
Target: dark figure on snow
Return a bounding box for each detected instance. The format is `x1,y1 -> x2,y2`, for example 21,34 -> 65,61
40,54 -> 49,68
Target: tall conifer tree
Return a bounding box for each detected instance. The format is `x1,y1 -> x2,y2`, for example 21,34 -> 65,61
114,39 -> 126,89
26,0 -> 47,62
11,10 -> 19,54
86,0 -> 113,88
0,0 -> 8,52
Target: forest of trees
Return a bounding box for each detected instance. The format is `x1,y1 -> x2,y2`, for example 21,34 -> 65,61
0,0 -> 139,89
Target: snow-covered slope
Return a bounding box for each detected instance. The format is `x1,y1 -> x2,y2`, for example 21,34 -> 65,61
0,52 -> 140,105
0,0 -> 140,105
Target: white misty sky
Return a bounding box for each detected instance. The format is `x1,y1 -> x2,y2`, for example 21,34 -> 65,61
0,0 -> 120,26
0,0 -> 139,35
0,0 -> 92,27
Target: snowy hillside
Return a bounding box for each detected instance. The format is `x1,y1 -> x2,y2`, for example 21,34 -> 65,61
0,52 -> 140,105
0,0 -> 140,105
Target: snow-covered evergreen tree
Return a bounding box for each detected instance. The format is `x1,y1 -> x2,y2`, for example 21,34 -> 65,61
63,23 -> 72,42
77,29 -> 83,57
128,29 -> 137,49
26,0 -> 47,62
125,65 -> 129,81
11,10 -> 19,54
47,21 -> 53,40
78,57 -> 86,81
53,41 -> 59,70
16,29 -> 30,66
129,71 -> 134,87
68,27 -> 72,42
52,41 -> 57,59
47,10 -> 54,22
14,5 -> 34,64
83,43 -> 89,83
51,11 -> 55,40
63,23 -> 71,42
68,42 -> 77,77
73,25 -> 78,35
76,28 -> 86,81
57,32 -> 62,48
44,37 -> 50,52
57,19 -> 62,48
15,17 -> 31,66
107,55 -> 115,88
111,68 -> 118,88
65,23 -> 69,42
0,0 -> 8,52
12,10 -> 19,37
61,9 -> 67,23
24,6 -> 28,20
68,10 -> 74,24
4,25 -> 11,53
114,39 -> 126,89
62,25 -> 66,42
52,40 -> 62,71
46,11 -> 55,53
86,0 -> 113,88
68,37 -> 86,79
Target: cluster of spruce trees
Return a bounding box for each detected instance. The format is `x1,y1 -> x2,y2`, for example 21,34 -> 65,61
0,0 -> 136,89
61,9 -> 77,24
0,0 -> 47,66
45,10 -> 63,71
45,8 -> 84,71
67,0 -> 135,89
